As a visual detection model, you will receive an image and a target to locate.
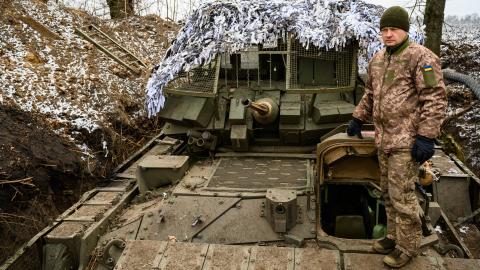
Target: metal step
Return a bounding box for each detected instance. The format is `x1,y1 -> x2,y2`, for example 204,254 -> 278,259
74,24 -> 147,75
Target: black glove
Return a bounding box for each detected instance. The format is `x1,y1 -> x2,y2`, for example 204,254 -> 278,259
411,135 -> 435,164
347,118 -> 363,139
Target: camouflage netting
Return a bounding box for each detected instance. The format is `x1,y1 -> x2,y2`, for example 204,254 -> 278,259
146,0 -> 425,116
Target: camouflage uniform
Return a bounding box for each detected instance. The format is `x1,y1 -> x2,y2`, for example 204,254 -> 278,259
353,39 -> 447,256
378,151 -> 422,256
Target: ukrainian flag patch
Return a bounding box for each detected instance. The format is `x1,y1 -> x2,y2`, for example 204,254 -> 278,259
422,65 -> 437,87
423,65 -> 433,72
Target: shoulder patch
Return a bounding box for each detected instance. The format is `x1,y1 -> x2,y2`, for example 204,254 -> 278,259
422,65 -> 437,88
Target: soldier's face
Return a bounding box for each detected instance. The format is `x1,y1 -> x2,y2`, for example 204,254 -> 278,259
381,27 -> 408,47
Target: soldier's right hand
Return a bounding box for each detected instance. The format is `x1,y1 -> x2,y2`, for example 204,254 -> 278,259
347,118 -> 364,139
411,135 -> 435,164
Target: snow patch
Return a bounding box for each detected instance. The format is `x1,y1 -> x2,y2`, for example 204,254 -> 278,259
1,0 -> 171,150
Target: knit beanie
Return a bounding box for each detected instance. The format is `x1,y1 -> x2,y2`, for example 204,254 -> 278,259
380,6 -> 410,32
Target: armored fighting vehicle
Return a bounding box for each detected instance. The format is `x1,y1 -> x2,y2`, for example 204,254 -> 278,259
3,30 -> 480,270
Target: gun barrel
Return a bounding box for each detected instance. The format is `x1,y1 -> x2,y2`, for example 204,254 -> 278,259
242,99 -> 269,115
241,98 -> 278,124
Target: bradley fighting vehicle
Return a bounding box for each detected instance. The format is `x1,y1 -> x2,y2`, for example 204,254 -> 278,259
3,34 -> 480,270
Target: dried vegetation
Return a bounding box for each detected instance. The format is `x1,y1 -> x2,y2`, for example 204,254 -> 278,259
0,0 -> 177,262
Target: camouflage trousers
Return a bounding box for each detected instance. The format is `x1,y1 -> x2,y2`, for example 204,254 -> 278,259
378,150 -> 422,257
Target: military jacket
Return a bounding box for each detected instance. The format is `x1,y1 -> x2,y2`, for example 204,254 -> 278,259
353,40 -> 447,152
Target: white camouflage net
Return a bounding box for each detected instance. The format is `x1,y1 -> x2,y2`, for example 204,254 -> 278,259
146,0 -> 424,116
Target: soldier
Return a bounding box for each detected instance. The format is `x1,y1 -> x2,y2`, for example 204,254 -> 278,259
346,6 -> 447,268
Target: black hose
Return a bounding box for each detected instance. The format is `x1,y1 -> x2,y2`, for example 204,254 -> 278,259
435,243 -> 465,258
442,69 -> 480,100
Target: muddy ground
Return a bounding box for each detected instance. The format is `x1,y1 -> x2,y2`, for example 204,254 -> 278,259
0,105 -> 87,260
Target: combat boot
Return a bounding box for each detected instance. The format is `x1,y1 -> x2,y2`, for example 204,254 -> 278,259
372,237 -> 396,254
383,248 -> 412,268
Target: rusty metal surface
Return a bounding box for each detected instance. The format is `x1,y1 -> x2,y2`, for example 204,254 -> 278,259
112,240 -> 480,270
344,253 -> 439,270
194,197 -> 315,244
115,240 -> 167,270
441,257 -> 480,269
344,252 -> 480,270
136,196 -> 241,241
207,157 -> 308,189
46,221 -> 89,238
84,191 -> 121,205
68,205 -> 108,221
157,242 -> 209,270
125,241 -> 343,270
202,244 -> 250,270
344,253 -> 480,270
249,246 -> 295,270
294,248 -> 340,270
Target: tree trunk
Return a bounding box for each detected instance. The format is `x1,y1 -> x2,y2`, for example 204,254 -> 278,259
423,0 -> 446,56
166,0 -> 169,20
106,0 -> 134,19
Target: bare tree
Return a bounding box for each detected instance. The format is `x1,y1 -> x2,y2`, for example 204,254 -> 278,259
173,0 -> 177,21
423,0 -> 446,56
165,0 -> 169,20
106,0 -> 134,19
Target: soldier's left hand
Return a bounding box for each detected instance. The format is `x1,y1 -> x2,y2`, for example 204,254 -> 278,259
411,135 -> 435,164
347,118 -> 364,139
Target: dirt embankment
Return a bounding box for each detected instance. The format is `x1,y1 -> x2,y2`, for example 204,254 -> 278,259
0,105 -> 87,261
0,0 -> 177,263
440,22 -> 480,177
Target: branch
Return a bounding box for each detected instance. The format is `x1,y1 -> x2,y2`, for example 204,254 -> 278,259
0,212 -> 40,222
409,0 -> 421,19
0,177 -> 35,187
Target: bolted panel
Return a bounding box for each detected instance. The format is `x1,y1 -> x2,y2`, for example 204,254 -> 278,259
265,188 -> 298,233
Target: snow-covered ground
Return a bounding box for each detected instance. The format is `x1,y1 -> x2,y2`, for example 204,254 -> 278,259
0,0 -> 176,155
442,21 -> 480,77
443,21 -> 480,47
